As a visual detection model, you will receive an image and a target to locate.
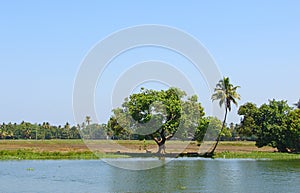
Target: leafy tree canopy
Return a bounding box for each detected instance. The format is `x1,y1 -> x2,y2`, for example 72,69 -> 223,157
238,100 -> 300,152
109,87 -> 205,153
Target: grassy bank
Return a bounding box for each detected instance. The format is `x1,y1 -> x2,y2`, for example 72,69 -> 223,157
215,151 -> 300,160
0,140 -> 299,160
1,149 -> 299,160
0,149 -> 128,160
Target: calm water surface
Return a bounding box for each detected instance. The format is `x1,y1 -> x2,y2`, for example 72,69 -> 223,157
0,158 -> 299,193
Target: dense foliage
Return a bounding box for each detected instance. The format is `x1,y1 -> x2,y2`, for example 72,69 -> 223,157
108,87 -> 205,153
238,100 -> 300,152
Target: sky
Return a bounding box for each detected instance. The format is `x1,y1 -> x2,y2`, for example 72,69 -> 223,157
1,1 -> 300,125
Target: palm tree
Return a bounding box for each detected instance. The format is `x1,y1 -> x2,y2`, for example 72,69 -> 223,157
206,77 -> 240,156
85,116 -> 91,125
294,99 -> 300,109
64,122 -> 71,139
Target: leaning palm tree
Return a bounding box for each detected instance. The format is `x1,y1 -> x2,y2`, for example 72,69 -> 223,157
294,99 -> 300,109
206,77 -> 240,156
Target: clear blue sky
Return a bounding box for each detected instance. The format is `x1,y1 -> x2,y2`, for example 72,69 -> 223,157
1,1 -> 300,125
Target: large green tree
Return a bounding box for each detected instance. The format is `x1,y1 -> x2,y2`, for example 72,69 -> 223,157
238,100 -> 300,152
208,77 -> 240,155
109,87 -> 204,154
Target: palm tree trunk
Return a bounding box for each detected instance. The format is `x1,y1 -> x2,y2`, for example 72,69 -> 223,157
207,107 -> 228,156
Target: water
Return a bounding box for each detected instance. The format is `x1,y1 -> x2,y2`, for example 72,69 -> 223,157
0,158 -> 299,193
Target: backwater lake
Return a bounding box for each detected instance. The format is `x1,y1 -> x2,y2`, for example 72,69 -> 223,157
0,158 -> 299,193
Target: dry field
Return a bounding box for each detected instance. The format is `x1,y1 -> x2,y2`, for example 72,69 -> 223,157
0,140 -> 276,154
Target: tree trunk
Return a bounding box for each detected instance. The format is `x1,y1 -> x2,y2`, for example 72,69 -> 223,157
153,135 -> 166,155
207,107 -> 228,156
152,130 -> 174,155
157,142 -> 166,154
277,144 -> 289,153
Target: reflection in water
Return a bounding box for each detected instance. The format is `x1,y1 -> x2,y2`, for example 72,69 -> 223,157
0,159 -> 299,193
103,157 -> 169,170
107,159 -> 190,192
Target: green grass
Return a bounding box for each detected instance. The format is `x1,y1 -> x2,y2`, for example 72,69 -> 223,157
215,151 -> 300,160
0,149 -> 128,160
1,149 -> 299,160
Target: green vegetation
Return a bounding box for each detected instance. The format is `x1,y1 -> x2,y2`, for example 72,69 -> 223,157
0,149 -> 92,160
108,87 -> 205,154
215,151 -> 300,160
0,149 -> 127,160
1,78 -> 299,156
0,121 -> 81,140
238,100 -> 300,153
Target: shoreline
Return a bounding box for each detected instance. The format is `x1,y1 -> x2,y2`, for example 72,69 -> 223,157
1,149 -> 299,160
0,140 -> 299,160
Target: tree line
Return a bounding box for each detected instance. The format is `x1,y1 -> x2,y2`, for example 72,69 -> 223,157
1,78 -> 299,153
0,121 -> 80,140
0,120 -> 114,140
0,115 -> 233,141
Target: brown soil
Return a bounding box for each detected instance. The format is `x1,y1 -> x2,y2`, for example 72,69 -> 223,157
0,140 -> 276,153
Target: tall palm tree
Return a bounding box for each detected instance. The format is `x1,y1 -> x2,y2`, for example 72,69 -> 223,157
206,77 -> 240,156
294,99 -> 300,109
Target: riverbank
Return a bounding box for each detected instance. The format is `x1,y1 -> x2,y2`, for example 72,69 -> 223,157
0,140 -> 299,160
214,151 -> 300,160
